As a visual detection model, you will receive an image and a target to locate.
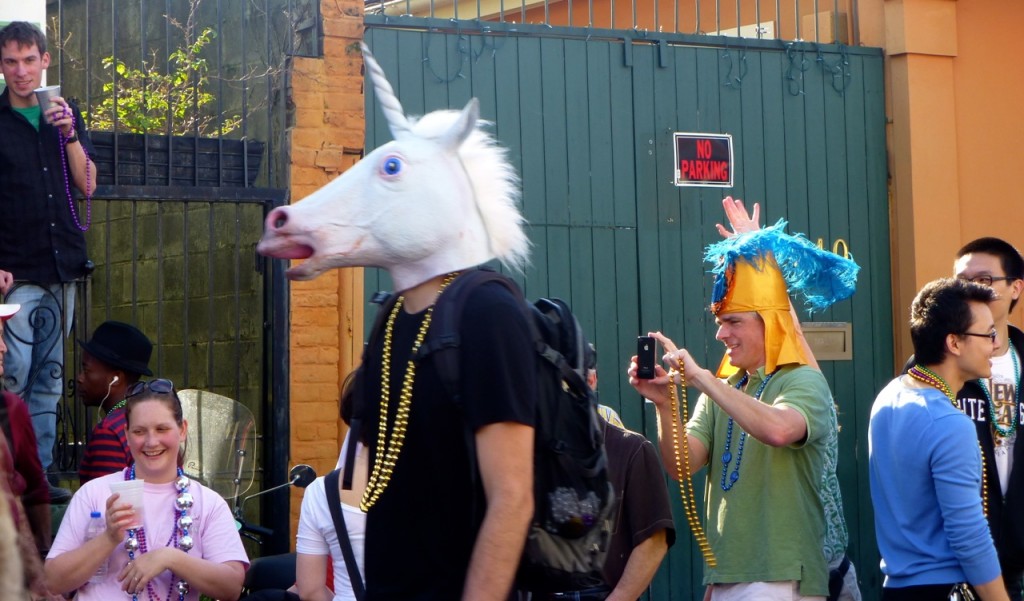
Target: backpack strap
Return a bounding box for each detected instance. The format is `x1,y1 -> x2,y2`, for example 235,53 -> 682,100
325,469 -> 366,601
341,425 -> 361,492
364,290 -> 401,364
343,291 -> 400,492
418,267 -> 535,403
414,268 -> 536,532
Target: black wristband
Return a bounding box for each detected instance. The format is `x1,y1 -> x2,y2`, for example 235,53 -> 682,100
64,131 -> 79,145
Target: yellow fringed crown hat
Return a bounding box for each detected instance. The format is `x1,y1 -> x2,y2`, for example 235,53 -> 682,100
712,255 -> 808,377
705,221 -> 860,378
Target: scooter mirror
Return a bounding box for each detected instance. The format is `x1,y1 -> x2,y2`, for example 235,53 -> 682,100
290,464 -> 317,488
235,466 -> 315,540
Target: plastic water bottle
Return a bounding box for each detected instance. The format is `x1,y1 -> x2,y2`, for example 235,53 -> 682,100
85,511 -> 107,583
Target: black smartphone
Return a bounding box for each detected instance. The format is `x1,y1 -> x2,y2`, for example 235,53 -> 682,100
636,336 -> 656,379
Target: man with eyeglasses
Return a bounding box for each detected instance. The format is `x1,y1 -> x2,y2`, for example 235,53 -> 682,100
875,278 -> 1009,600
75,320 -> 153,485
903,238 -> 1024,598
954,238 -> 1024,599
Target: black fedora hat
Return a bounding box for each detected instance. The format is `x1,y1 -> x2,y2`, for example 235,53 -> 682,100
78,321 -> 153,377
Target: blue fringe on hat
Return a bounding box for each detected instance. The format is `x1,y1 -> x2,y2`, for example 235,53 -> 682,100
706,220 -> 860,312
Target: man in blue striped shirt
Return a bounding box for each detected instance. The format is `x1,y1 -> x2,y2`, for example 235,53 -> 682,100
75,321 -> 152,484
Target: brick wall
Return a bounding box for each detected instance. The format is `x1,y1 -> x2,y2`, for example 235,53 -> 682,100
286,0 -> 366,537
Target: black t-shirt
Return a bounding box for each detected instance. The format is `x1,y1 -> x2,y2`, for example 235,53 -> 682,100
601,420 -> 676,587
363,281 -> 536,600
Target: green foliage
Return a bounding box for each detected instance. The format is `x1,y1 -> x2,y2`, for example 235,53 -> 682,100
86,26 -> 241,136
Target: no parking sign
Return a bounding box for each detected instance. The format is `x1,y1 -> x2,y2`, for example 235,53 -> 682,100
674,133 -> 733,187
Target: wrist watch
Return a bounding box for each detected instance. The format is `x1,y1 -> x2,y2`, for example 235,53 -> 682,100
64,130 -> 79,145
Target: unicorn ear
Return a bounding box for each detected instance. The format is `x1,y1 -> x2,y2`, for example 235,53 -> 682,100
438,98 -> 480,151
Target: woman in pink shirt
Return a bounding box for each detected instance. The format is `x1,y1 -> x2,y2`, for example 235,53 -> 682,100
44,381 -> 249,600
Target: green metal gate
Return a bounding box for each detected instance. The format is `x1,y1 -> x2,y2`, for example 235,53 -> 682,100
363,21 -> 892,599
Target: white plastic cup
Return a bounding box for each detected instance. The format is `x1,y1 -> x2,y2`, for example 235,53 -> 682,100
33,85 -> 61,114
109,479 -> 145,529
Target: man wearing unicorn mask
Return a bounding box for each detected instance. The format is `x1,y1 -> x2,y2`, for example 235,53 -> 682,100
257,45 -> 536,601
629,200 -> 859,600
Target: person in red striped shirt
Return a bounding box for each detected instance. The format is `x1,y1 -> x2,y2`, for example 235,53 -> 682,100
75,321 -> 153,484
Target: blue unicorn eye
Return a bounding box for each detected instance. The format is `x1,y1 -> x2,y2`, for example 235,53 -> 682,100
381,156 -> 402,176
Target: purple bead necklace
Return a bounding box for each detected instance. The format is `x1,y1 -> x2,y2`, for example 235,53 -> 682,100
57,108 -> 91,231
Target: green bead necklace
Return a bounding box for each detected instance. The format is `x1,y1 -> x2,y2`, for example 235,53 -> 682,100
979,347 -> 1019,439
907,364 -> 956,405
106,398 -> 127,416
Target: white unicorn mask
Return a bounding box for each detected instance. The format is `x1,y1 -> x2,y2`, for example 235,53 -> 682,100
257,44 -> 529,292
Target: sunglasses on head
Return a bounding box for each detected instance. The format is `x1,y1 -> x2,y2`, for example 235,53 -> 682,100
125,378 -> 178,400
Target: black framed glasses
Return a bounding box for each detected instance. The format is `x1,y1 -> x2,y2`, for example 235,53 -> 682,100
961,331 -> 997,343
958,274 -> 1017,287
125,378 -> 178,400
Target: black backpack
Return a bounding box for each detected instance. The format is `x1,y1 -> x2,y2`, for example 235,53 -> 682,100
345,267 -> 616,592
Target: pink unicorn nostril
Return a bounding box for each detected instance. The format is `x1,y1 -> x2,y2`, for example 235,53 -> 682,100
267,208 -> 289,230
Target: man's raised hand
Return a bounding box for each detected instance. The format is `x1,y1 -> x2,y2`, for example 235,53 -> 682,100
715,196 -> 761,238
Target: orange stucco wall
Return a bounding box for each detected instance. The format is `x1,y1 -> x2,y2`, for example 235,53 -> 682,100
866,0 -> 1024,363
952,3 -> 1024,256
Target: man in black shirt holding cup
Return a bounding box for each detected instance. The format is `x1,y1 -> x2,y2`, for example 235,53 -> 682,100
0,21 -> 96,501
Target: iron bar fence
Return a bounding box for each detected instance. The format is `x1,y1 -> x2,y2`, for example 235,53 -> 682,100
2,278 -> 91,478
366,0 -> 859,45
49,0 -> 298,191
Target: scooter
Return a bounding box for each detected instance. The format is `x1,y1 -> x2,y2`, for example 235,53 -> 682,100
233,464 -> 318,596
177,389 -> 317,594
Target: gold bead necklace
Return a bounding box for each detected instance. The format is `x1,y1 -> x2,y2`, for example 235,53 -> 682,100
667,367 -> 717,567
360,273 -> 458,511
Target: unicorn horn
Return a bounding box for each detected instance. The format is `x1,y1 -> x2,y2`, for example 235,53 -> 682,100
361,42 -> 412,140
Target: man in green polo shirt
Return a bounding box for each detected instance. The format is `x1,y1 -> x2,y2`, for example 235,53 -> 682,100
629,207 -> 859,600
